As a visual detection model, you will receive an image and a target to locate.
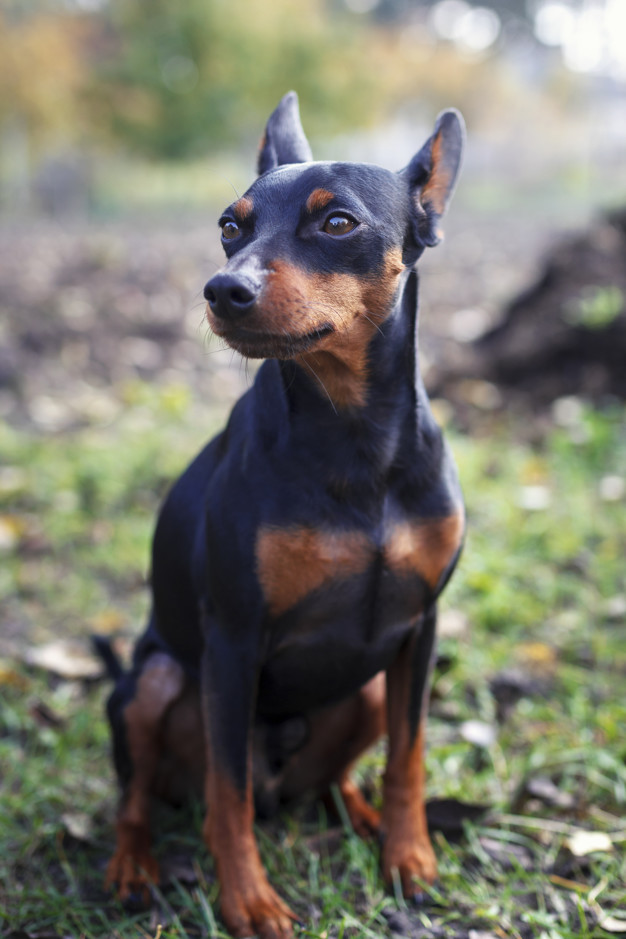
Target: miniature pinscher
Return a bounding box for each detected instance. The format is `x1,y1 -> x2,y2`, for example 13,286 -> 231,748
103,92 -> 466,939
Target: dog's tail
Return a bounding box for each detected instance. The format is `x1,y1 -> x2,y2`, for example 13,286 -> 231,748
91,635 -> 125,681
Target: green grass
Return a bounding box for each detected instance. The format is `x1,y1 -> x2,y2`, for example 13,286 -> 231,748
1,391 -> 625,937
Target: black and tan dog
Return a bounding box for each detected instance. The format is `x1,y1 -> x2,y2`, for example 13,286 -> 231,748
103,92 -> 466,939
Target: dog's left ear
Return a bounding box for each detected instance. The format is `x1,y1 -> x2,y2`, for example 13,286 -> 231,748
403,109 -> 465,248
257,91 -> 313,175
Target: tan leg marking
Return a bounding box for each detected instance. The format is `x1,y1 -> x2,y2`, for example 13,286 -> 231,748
204,769 -> 297,939
382,642 -> 437,897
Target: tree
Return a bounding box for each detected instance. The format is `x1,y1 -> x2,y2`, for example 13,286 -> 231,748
88,0 -> 384,158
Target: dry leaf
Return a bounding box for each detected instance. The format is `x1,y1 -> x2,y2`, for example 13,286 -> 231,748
25,639 -> 103,680
439,608 -> 469,639
515,641 -> 558,674
61,812 -> 93,842
0,662 -> 30,691
460,719 -> 496,747
517,485 -> 551,511
566,830 -> 613,857
0,515 -> 22,551
88,609 -> 126,634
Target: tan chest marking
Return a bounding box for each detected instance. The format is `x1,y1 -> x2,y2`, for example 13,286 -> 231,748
256,510 -> 464,617
384,510 -> 465,590
256,526 -> 372,617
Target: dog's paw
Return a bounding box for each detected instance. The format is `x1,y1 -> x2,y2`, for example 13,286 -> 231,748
382,834 -> 437,900
221,880 -> 298,939
339,778 -> 381,838
104,822 -> 159,908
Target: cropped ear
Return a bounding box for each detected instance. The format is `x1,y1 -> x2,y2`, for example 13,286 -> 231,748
403,109 -> 465,249
257,91 -> 313,175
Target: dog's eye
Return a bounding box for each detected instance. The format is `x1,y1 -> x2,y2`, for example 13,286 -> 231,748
323,215 -> 357,236
220,220 -> 241,241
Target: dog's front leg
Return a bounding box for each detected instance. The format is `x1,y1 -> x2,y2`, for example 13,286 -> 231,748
381,605 -> 438,900
200,616 -> 297,939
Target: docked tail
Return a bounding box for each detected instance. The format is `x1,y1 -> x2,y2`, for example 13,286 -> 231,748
91,635 -> 125,681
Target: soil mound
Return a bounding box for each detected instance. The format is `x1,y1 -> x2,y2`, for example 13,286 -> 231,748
469,208 -> 626,405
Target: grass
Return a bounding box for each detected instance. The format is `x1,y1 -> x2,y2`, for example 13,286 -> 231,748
1,387 -> 625,938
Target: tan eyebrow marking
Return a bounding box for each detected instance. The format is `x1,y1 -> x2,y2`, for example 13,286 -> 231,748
233,196 -> 254,219
306,188 -> 335,213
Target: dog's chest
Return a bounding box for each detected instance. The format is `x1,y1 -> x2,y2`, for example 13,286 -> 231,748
253,511 -> 462,714
255,511 -> 463,621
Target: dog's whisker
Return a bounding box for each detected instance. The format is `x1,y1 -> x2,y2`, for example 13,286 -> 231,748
299,356 -> 338,415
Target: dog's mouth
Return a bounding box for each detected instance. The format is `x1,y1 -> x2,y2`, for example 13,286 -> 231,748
212,322 -> 335,360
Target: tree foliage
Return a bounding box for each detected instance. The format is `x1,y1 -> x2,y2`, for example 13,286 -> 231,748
0,0 -> 540,162
0,10 -> 91,149
90,0 -> 383,158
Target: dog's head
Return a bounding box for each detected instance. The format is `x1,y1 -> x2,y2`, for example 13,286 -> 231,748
205,92 -> 464,362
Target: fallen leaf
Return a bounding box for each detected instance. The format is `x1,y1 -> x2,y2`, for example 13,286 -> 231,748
460,719 -> 496,747
88,609 -> 126,634
438,608 -> 469,639
0,662 -> 30,691
0,515 -> 22,551
566,830 -> 613,857
61,812 -> 93,842
515,641 -> 558,674
517,485 -> 552,511
24,639 -> 103,680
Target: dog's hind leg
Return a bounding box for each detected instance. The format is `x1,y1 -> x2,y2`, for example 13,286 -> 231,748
280,673 -> 387,836
105,651 -> 186,905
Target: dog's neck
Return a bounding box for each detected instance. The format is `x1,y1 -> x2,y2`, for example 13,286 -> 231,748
280,269 -> 419,407
264,269 -> 440,489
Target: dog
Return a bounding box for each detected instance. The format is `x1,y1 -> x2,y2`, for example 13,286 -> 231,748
103,91 -> 465,939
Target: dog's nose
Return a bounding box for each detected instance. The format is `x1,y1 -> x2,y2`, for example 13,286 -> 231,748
204,273 -> 257,320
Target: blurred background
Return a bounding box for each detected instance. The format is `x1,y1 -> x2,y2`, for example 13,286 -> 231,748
2,0 -> 625,215
1,8 -> 625,932
1,0 -> 625,432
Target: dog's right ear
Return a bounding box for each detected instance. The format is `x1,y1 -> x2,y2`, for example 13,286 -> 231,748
403,109 -> 465,250
257,91 -> 313,175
